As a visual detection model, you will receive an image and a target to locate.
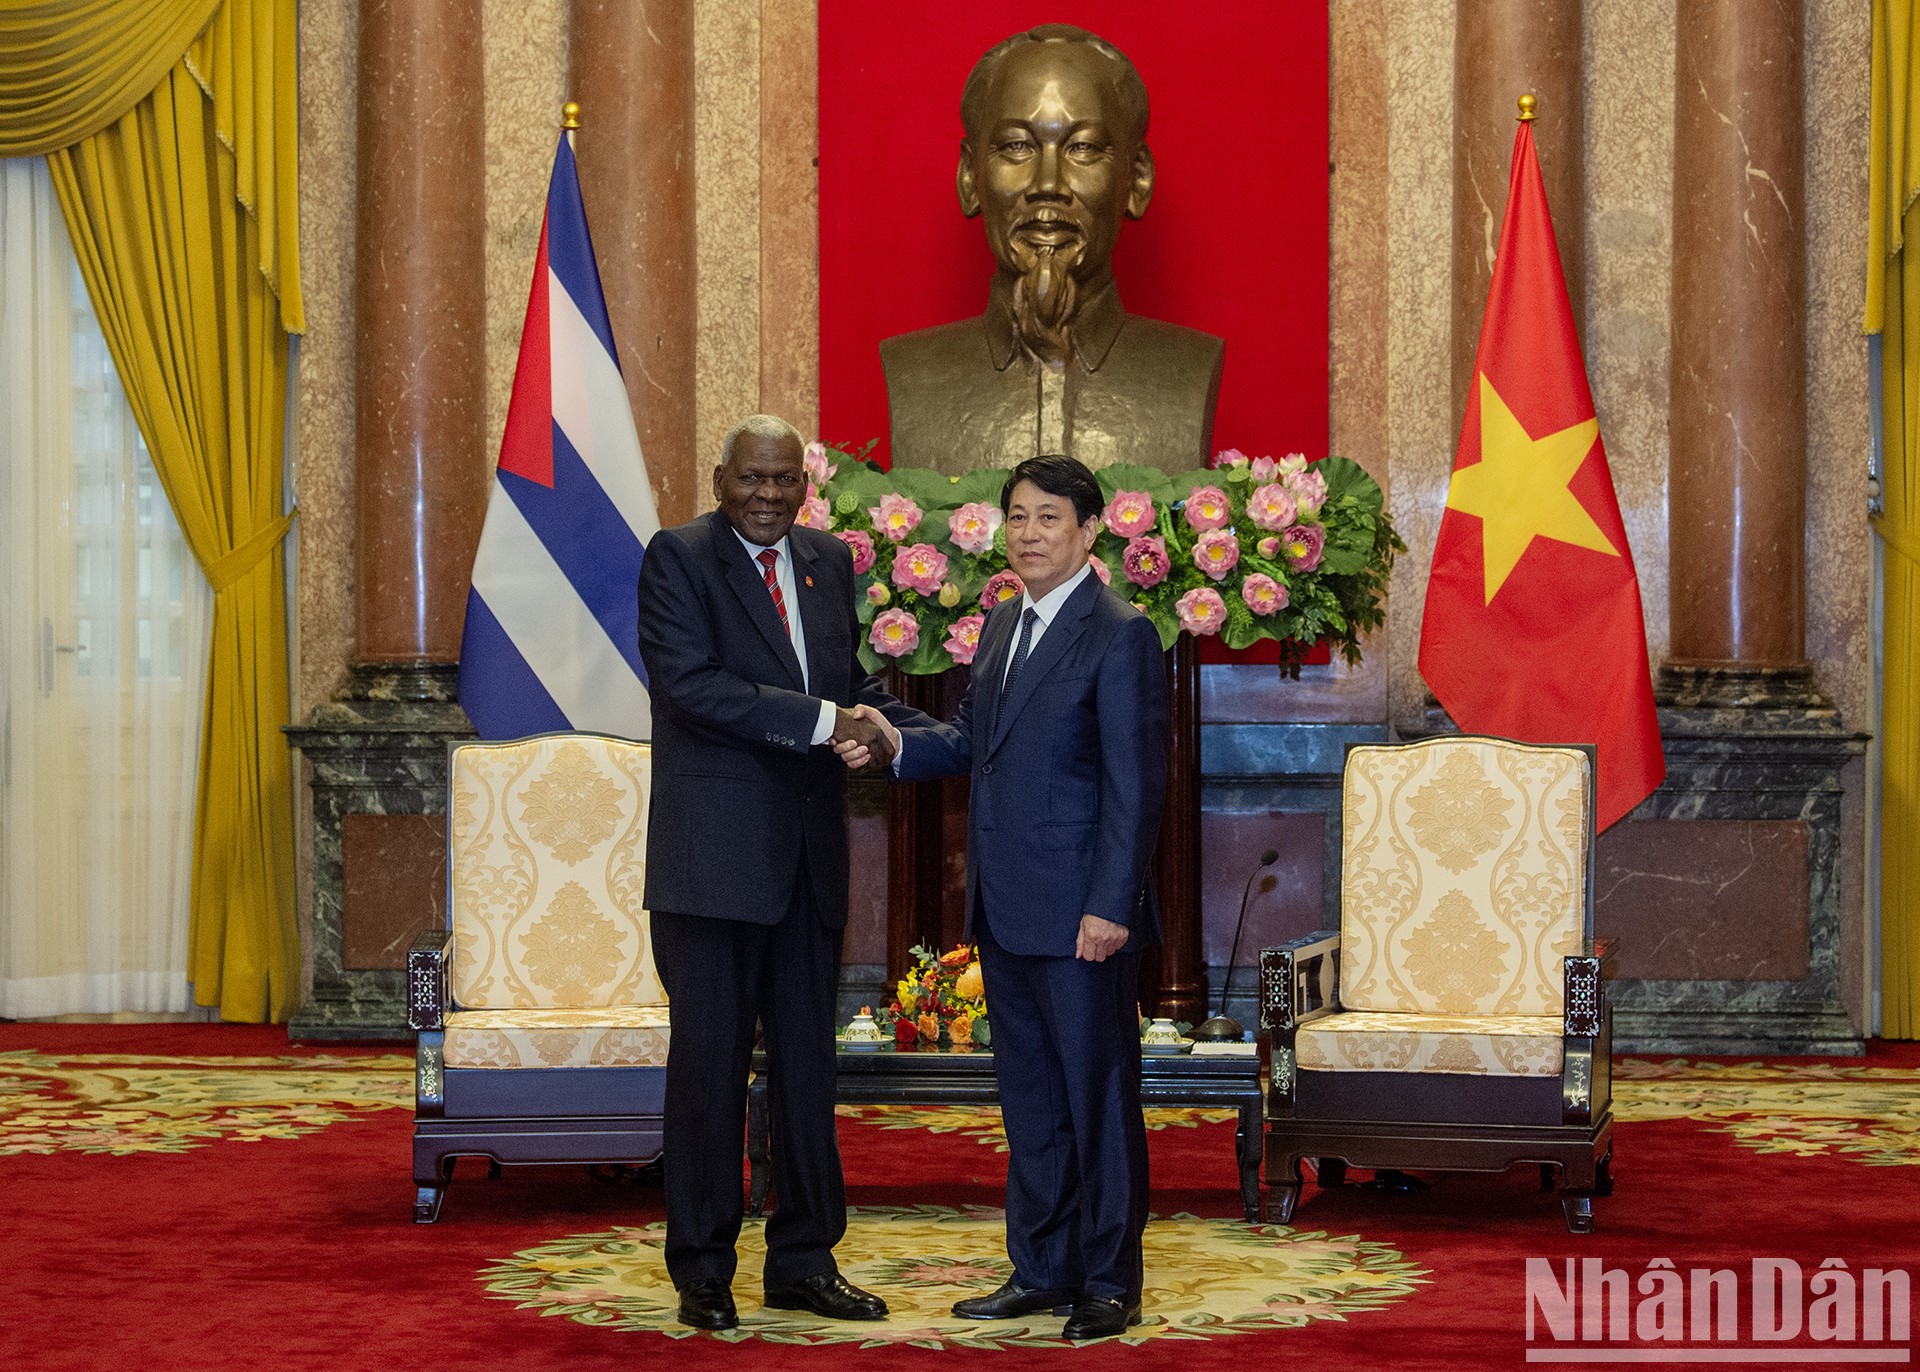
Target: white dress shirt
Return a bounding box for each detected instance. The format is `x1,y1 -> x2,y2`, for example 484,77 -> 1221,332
732,527 -> 838,745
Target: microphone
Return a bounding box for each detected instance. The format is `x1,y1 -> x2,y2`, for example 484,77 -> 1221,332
1190,848 -> 1279,1042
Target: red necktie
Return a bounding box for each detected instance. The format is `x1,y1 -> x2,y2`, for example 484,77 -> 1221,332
756,549 -> 790,636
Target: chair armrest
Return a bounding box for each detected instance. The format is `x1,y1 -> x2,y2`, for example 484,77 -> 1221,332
1562,948 -> 1607,1039
1259,933 -> 1341,1034
407,928 -> 453,1031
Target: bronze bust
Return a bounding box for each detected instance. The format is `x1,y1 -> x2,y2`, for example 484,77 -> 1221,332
881,24 -> 1223,474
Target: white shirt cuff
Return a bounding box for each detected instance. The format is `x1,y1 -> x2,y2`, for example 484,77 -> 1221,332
811,698 -> 837,746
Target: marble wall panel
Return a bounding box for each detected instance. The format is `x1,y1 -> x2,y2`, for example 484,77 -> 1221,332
1584,0 -> 1673,673
760,0 -> 820,438
1383,0 -> 1456,730
694,0 -> 762,502
481,0 -> 570,469
294,2 -> 357,715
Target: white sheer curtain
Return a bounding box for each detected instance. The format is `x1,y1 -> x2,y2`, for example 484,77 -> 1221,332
0,158 -> 212,1017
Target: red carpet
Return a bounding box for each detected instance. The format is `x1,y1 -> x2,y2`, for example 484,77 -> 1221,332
3,1025 -> 1917,1370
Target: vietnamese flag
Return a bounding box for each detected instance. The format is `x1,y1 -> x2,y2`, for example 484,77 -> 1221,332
1419,114 -> 1664,831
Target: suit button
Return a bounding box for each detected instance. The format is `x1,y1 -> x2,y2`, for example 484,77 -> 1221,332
982,763 -> 994,775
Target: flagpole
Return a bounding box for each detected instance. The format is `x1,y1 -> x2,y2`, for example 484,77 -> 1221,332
1517,92 -> 1536,123
562,100 -> 581,130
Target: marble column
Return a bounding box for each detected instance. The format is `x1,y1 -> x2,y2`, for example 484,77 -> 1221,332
353,0 -> 490,668
1666,0 -> 1807,681
290,0 -> 488,1036
570,0 -> 700,527
1451,0 -> 1584,422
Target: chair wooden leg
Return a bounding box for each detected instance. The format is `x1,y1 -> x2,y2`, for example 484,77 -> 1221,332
1561,1192 -> 1595,1234
413,1156 -> 454,1224
1262,1154 -> 1304,1225
1595,1148 -> 1614,1197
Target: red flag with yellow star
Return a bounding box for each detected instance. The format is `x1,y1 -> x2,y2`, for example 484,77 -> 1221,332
1419,117 -> 1664,830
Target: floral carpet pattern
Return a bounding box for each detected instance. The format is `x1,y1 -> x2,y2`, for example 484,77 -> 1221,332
1612,1057 -> 1920,1167
0,1049 -> 413,1156
835,1103 -> 1238,1152
477,1205 -> 1429,1347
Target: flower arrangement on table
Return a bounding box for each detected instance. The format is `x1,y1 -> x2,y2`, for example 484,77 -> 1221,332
881,942 -> 989,1050
796,441 -> 1403,675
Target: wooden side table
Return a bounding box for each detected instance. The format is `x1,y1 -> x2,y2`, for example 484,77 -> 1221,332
746,1046 -> 1263,1222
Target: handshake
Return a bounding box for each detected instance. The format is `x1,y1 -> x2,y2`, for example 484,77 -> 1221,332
830,704 -> 902,774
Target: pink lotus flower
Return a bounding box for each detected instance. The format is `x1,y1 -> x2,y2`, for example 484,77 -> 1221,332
870,491 -> 924,542
1211,447 -> 1249,469
1248,482 -> 1299,532
1103,490 -> 1157,538
1176,587 -> 1228,635
866,582 -> 891,606
1280,523 -> 1326,572
1087,554 -> 1112,585
1277,452 -> 1309,478
1193,528 -> 1241,581
947,501 -> 1003,555
1241,572 -> 1288,615
1122,535 -> 1170,588
836,529 -> 876,574
891,543 -> 949,596
1249,456 -> 1279,483
1256,535 -> 1282,560
979,569 -> 1025,608
869,608 -> 920,657
802,441 -> 838,486
795,483 -> 830,530
1284,467 -> 1328,518
1183,485 -> 1231,532
943,613 -> 986,665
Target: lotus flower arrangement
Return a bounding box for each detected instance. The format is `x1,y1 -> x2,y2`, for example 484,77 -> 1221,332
804,439 -> 1400,674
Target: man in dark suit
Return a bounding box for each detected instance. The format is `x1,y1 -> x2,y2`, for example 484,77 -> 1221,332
636,414 -> 921,1331
847,454 -> 1170,1340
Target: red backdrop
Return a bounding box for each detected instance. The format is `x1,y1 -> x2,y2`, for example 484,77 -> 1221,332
818,1 -> 1330,469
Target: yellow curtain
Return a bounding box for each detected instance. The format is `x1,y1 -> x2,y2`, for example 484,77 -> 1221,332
18,0 -> 303,1020
1870,0 -> 1920,1037
0,0 -> 220,157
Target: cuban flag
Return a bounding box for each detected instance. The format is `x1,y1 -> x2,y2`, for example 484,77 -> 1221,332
458,131 -> 658,740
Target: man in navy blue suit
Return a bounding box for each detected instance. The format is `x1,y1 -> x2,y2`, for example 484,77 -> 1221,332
637,414 -> 924,1332
848,454 -> 1170,1340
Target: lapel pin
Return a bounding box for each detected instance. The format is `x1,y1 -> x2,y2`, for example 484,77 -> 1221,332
805,575 -> 814,588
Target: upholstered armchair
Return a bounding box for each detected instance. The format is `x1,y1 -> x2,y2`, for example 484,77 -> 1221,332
409,733 -> 669,1222
1258,735 -> 1615,1233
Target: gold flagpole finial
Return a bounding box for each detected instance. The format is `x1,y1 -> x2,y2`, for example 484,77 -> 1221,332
562,100 -> 582,130
1516,93 -> 1537,123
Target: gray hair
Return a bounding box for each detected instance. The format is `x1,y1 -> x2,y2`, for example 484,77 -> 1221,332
720,414 -> 805,469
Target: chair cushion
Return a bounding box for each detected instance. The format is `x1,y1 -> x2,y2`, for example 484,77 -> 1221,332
1295,1010 -> 1565,1076
1339,737 -> 1588,1017
448,736 -> 666,1010
443,1007 -> 672,1068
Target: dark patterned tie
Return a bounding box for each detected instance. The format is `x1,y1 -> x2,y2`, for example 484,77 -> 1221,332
756,549 -> 790,636
999,607 -> 1039,711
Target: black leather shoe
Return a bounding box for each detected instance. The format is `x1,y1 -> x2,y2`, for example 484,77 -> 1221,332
1062,1296 -> 1142,1341
677,1278 -> 738,1330
763,1271 -> 888,1321
951,1279 -> 1078,1320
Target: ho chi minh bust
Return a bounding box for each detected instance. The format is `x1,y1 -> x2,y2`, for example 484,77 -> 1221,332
881,24 -> 1223,475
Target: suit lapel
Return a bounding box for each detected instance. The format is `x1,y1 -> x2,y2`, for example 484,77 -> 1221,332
793,534 -> 832,695
974,601 -> 1020,740
714,514 -> 806,690
989,577 -> 1098,754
